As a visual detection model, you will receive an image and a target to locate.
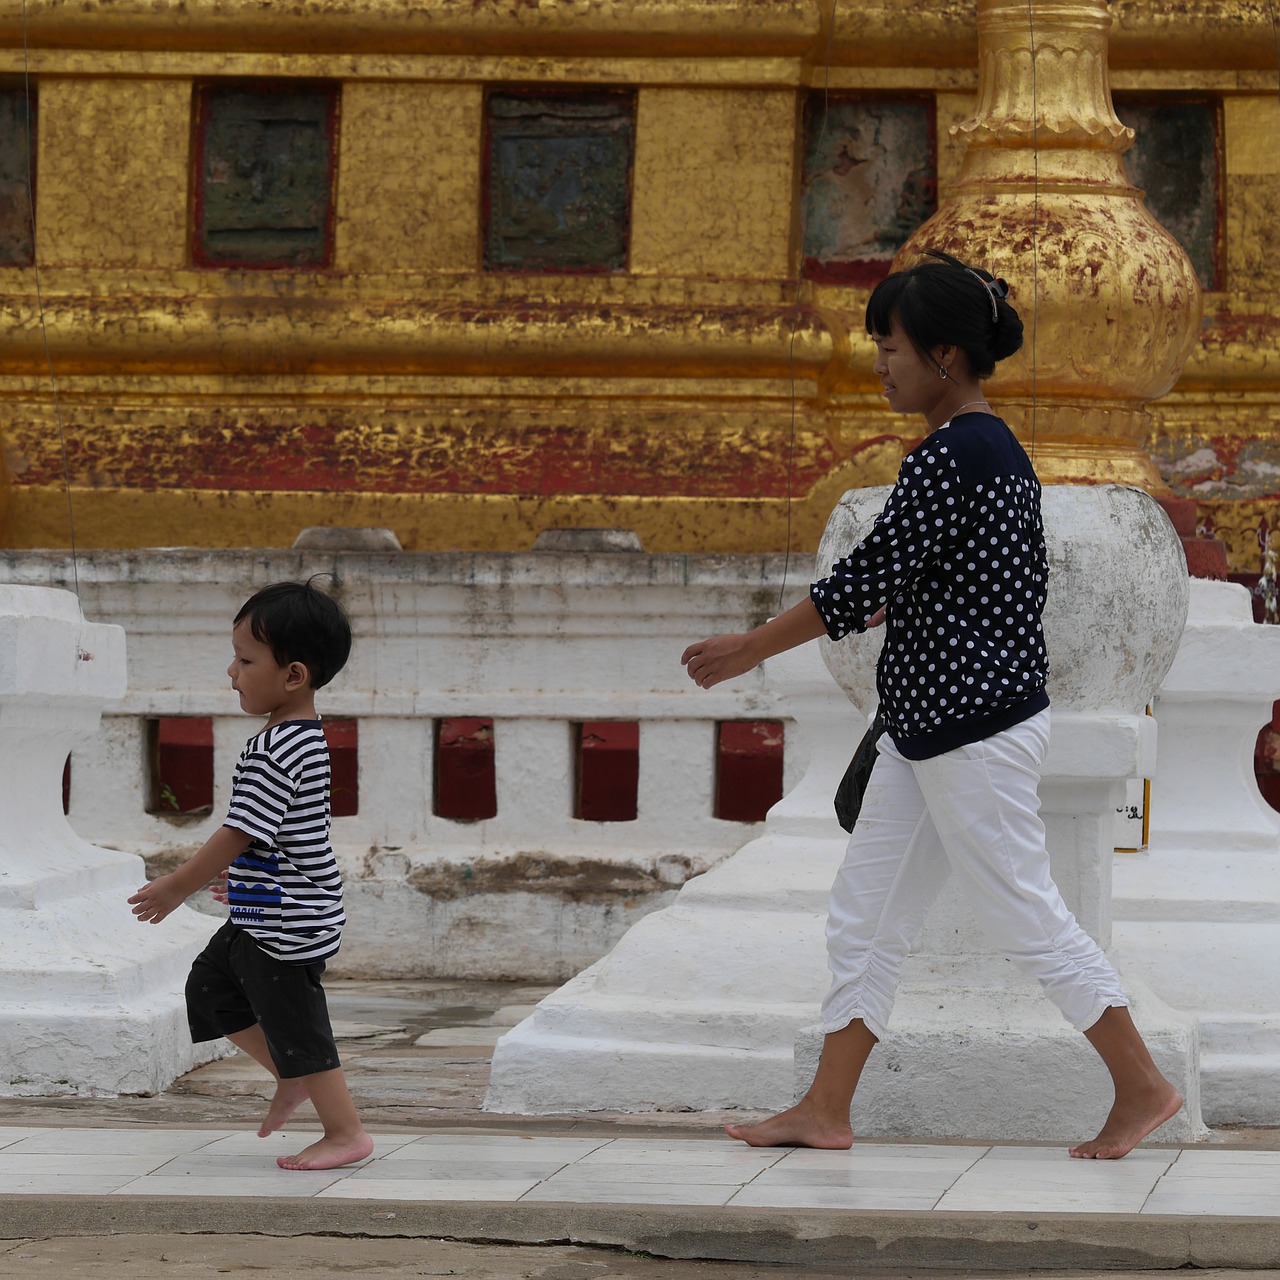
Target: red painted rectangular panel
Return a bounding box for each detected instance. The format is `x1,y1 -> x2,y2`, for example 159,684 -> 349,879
715,720 -> 784,823
151,717 -> 215,815
576,721 -> 638,822
435,718 -> 497,821
324,717 -> 359,817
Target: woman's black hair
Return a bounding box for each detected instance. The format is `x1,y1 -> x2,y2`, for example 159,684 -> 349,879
234,577 -> 352,690
865,249 -> 1024,379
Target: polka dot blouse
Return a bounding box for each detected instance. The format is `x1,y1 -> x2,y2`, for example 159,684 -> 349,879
810,412 -> 1050,760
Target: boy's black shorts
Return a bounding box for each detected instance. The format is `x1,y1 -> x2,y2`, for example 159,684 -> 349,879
186,920 -> 341,1079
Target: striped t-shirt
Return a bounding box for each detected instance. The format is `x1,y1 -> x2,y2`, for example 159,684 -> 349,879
223,719 -> 345,963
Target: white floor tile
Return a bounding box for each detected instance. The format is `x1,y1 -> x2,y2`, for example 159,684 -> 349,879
0,1153 -> 174,1176
729,1183 -> 944,1210
318,1177 -> 539,1201
114,1172 -> 342,1197
749,1165 -> 962,1191
0,1173 -> 141,1195
2,1128 -> 231,1157
979,1144 -> 1175,1166
1142,1189 -> 1280,1216
193,1129 -> 417,1158
578,1145 -> 784,1169
937,1186 -> 1156,1213
0,1128 -> 50,1149
847,1142 -> 990,1160
955,1166 -> 1168,1192
150,1153 -> 370,1177
197,1130 -> 323,1154
594,1138 -> 776,1155
528,1164 -> 748,1186
1165,1149 -> 1280,1174
382,1135 -> 607,1161
520,1180 -> 735,1206
1156,1171 -> 1280,1190
342,1159 -> 568,1182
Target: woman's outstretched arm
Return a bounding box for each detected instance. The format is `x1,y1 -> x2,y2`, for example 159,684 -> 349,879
681,597 -> 829,689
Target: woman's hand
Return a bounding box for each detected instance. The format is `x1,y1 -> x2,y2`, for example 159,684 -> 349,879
867,606 -> 887,628
682,599 -> 829,689
681,632 -> 763,689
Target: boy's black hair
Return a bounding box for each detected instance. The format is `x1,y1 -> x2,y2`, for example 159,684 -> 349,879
865,249 -> 1024,379
234,578 -> 352,690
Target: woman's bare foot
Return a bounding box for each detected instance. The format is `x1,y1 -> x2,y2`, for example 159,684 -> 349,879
277,1130 -> 374,1171
1069,1084 -> 1183,1159
258,1079 -> 309,1137
725,1100 -> 853,1149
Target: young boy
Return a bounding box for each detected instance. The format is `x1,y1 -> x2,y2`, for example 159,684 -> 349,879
129,579 -> 373,1172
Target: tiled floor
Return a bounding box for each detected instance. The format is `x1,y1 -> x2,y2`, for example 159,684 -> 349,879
1,1126 -> 1277,1215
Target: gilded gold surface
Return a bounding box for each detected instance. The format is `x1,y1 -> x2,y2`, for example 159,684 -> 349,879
4,476 -> 912,555
334,83 -> 482,274
0,0 -> 1272,69
0,0 -> 1275,552
631,88 -> 796,281
0,0 -> 822,57
36,78 -> 190,269
1195,498 -> 1279,577
892,0 -> 1201,489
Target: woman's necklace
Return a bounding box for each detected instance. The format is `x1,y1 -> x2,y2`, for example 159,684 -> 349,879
949,399 -> 992,418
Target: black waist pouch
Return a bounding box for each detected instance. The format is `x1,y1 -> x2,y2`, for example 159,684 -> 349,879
833,710 -> 886,833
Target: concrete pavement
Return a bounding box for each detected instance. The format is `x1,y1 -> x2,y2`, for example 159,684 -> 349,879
1,979 -> 1277,1273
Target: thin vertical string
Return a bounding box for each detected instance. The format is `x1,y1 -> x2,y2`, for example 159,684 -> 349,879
20,0 -> 81,603
1270,0 -> 1280,100
780,0 -> 837,614
1027,0 -> 1040,463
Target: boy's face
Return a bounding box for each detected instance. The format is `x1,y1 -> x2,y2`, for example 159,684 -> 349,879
227,619 -> 296,717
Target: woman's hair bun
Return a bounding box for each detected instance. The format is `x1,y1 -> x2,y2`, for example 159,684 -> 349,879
866,249 -> 1024,378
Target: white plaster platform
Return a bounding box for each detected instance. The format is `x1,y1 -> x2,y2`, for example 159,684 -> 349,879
484,639 -> 850,1114
488,486 -> 1205,1141
1112,579 -> 1280,1127
0,1125 -> 1274,1219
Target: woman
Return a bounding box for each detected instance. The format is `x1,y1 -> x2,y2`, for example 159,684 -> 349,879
681,250 -> 1182,1159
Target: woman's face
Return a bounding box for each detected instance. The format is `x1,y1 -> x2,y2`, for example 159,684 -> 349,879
871,315 -> 947,420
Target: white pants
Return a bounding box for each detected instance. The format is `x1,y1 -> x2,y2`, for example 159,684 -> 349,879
821,710 -> 1128,1040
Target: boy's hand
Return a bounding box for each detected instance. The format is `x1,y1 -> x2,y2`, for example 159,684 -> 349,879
209,871 -> 230,906
128,874 -> 188,925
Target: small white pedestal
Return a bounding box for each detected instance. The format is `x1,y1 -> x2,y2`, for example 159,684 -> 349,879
1114,579 -> 1280,1125
485,638 -> 852,1113
0,586 -> 222,1096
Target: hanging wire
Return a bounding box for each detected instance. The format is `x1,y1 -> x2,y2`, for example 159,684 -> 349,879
20,0 -> 81,603
1027,0 -> 1040,463
779,0 -> 837,613
1269,0 -> 1280,100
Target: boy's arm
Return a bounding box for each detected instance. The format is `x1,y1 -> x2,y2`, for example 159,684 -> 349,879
128,825 -> 254,925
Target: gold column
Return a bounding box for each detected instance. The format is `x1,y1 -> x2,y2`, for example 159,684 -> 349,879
896,0 -> 1202,489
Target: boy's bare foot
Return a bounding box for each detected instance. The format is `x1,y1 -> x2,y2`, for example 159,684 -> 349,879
1069,1084 -> 1183,1159
277,1131 -> 374,1171
258,1079 -> 310,1137
725,1101 -> 853,1149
